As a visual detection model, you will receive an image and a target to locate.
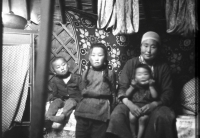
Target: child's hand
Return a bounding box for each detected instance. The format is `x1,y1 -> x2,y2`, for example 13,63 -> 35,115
149,79 -> 155,86
47,94 -> 54,101
131,79 -> 137,87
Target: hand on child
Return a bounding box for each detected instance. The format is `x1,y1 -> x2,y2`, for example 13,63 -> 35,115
129,103 -> 142,117
140,101 -> 157,114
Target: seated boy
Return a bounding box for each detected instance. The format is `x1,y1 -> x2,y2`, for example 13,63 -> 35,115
46,57 -> 82,129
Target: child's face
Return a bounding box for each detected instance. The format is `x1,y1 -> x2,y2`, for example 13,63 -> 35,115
52,58 -> 69,76
135,67 -> 151,85
89,47 -> 105,69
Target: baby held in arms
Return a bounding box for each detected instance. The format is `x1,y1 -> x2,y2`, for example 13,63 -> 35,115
126,64 -> 157,138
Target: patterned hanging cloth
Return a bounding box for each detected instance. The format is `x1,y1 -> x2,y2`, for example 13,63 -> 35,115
2,44 -> 30,133
165,0 -> 198,37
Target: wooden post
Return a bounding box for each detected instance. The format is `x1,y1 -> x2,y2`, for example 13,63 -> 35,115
76,0 -> 82,10
30,0 -> 55,138
0,0 -> 3,137
91,0 -> 97,14
58,0 -> 66,24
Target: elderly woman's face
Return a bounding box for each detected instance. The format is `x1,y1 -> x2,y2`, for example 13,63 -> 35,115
141,39 -> 158,62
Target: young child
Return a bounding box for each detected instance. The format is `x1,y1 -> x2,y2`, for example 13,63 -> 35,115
126,64 -> 158,138
46,57 -> 82,129
74,43 -> 116,138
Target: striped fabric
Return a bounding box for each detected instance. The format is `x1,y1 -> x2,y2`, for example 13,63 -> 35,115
2,44 -> 30,133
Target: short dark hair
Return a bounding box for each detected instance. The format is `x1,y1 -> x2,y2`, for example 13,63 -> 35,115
89,43 -> 108,59
135,64 -> 152,77
51,57 -> 67,71
83,43 -> 110,87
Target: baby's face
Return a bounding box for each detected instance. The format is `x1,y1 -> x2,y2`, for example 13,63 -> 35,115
52,58 -> 69,76
135,67 -> 150,85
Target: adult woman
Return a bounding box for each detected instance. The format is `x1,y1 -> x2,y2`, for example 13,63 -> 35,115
107,31 -> 176,138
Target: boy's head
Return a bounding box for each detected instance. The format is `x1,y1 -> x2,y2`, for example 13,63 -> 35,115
88,43 -> 108,69
51,57 -> 69,76
135,64 -> 152,85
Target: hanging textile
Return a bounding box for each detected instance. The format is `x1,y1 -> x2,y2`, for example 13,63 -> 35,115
97,0 -> 114,29
97,0 -> 139,35
165,0 -> 198,37
2,44 -> 30,133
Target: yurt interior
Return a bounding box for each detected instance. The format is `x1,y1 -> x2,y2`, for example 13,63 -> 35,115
1,0 -> 199,138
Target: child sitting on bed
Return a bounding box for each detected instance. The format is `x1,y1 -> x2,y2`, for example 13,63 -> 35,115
46,57 -> 82,129
126,64 -> 158,138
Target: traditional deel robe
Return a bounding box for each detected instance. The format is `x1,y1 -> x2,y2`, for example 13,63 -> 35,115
75,68 -> 116,122
107,57 -> 176,138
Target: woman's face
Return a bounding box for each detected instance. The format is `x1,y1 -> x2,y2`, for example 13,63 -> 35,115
140,39 -> 158,62
89,47 -> 105,69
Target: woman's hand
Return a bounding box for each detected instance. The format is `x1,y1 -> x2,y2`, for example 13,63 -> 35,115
129,103 -> 142,117
123,98 -> 141,117
140,101 -> 159,115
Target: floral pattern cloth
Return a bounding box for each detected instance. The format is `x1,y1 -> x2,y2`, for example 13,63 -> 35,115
66,10 -> 130,81
66,10 -> 195,90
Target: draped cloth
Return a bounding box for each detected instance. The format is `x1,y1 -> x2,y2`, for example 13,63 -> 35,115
97,0 -> 139,35
165,0 -> 198,37
2,44 -> 30,133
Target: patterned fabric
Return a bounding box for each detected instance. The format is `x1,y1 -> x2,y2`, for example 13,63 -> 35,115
165,0 -> 198,37
2,45 -> 30,133
176,116 -> 196,138
66,10 -> 129,80
65,9 -> 196,92
180,78 -> 199,113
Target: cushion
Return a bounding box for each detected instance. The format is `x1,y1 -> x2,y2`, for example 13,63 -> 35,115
180,78 -> 199,114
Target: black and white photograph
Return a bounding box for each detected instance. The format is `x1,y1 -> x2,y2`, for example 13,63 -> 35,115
1,0 -> 199,138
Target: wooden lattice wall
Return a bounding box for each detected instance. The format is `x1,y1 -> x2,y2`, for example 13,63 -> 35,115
25,11 -> 80,90
48,21 -> 80,82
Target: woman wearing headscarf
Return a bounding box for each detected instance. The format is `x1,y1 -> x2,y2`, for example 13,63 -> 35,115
107,31 -> 176,138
